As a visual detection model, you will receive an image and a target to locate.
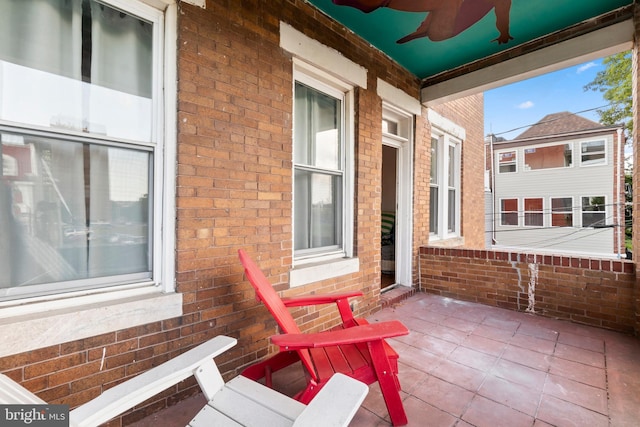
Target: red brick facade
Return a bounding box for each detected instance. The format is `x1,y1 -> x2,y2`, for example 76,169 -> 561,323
430,97 -> 487,249
1,2 -> 639,426
420,247 -> 636,333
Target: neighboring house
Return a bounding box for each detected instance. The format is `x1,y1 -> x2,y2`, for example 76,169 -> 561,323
0,0 -> 486,420
486,112 -> 625,257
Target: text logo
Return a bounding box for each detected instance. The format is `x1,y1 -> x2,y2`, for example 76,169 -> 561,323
1,405 -> 69,426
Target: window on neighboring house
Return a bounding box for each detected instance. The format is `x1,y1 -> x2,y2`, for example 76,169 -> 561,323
293,72 -> 352,262
524,144 -> 572,170
551,197 -> 573,227
430,132 -> 460,238
524,198 -> 543,226
498,150 -> 516,173
500,198 -> 518,226
582,196 -> 606,227
0,0 -> 168,301
580,140 -> 606,166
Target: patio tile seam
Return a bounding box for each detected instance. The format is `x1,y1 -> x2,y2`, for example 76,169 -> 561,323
501,339 -> 558,358
405,376 -> 479,422
603,340 -> 613,425
534,394 -> 612,427
459,392 -> 538,426
547,360 -> 607,389
542,374 -> 609,416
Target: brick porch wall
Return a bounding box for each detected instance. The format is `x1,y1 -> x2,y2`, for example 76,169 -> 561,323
420,247 -> 636,334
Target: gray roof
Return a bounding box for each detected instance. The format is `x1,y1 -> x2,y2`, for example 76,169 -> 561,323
514,112 -> 607,140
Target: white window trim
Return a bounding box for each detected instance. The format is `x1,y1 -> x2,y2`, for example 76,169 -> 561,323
0,0 -> 180,357
447,138 -> 461,236
290,258 -> 360,287
289,62 -> 356,286
523,197 -> 544,228
429,129 -> 461,241
280,22 -> 366,286
550,196 -> 574,227
377,79 -> 421,116
280,22 -> 367,89
579,139 -> 607,167
580,195 -> 608,228
380,102 -> 415,288
497,149 -> 517,174
499,197 -> 519,227
523,142 -> 573,172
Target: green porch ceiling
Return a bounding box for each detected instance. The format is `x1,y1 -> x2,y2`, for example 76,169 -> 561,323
306,0 -> 632,80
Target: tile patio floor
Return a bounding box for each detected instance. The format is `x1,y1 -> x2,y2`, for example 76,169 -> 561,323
131,292 -> 640,426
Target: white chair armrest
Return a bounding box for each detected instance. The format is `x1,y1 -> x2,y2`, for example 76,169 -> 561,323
0,374 -> 47,404
70,335 -> 236,427
293,374 -> 368,427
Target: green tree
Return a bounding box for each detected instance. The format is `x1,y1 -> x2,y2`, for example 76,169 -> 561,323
585,52 -> 633,254
584,51 -> 632,134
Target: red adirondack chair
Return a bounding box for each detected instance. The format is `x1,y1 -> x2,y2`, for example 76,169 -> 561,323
238,249 -> 410,426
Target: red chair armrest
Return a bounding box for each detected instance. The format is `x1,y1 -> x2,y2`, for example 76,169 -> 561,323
282,291 -> 364,326
280,291 -> 363,307
270,320 -> 408,349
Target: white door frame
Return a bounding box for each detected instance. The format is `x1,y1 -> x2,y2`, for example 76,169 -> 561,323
382,105 -> 413,288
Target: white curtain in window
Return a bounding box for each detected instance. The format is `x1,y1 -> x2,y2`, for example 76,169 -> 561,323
0,0 -> 153,141
90,1 -> 152,98
0,0 -> 82,80
0,0 -> 83,128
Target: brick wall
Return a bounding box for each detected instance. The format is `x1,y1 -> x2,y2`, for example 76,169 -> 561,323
0,1 -> 486,425
412,112 -> 431,285
429,96 -> 486,249
420,247 -> 636,334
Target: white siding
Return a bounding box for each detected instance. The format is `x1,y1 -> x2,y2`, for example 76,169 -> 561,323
491,134 -> 617,256
485,191 -> 493,249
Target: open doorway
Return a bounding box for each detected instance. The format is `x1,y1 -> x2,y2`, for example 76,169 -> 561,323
380,104 -> 413,291
381,144 -> 397,289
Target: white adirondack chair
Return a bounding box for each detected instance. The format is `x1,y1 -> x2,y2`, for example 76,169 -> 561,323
0,335 -> 368,427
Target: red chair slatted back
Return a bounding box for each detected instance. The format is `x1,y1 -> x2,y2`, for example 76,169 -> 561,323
238,250 -> 318,379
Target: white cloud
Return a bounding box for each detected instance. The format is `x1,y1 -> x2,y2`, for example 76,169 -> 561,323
577,62 -> 597,73
517,101 -> 534,109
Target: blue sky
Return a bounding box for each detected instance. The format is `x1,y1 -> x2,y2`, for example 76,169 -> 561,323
484,59 -> 607,140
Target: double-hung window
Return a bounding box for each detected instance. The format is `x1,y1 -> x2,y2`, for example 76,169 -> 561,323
500,198 -> 519,226
0,0 -> 170,301
551,197 -> 573,227
524,198 -> 543,227
430,131 -> 460,239
293,70 -> 353,263
498,150 -> 516,173
582,196 -> 606,227
580,140 -> 606,166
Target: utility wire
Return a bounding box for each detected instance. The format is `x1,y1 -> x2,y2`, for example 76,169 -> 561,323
490,104 -> 616,137
483,201 -> 624,218
534,226 -> 613,250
